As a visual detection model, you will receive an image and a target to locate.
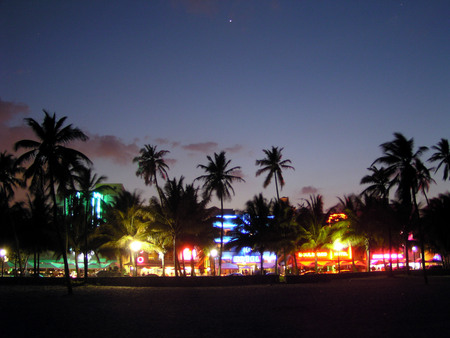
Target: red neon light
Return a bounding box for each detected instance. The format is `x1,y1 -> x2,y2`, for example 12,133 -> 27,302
137,256 -> 144,264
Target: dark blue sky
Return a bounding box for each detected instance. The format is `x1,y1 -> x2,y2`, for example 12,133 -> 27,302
1,0 -> 449,209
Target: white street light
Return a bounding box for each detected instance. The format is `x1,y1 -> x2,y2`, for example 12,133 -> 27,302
130,241 -> 142,277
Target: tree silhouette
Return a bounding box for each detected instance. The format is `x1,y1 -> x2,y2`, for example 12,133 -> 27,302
196,151 -> 244,276
15,111 -> 91,294
256,146 -> 294,200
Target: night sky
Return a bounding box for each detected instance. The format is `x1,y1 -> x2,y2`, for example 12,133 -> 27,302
1,0 -> 449,210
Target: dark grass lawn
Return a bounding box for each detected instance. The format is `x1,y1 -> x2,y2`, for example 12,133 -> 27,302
1,275 -> 449,337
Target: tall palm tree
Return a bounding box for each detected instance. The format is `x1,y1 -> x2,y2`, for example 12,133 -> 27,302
14,111 -> 91,294
269,198 -> 299,275
336,194 -> 389,272
98,190 -> 153,276
133,144 -> 170,201
360,166 -> 396,269
196,151 -> 245,276
296,195 -> 342,272
422,193 -> 450,269
228,194 -> 275,274
75,167 -> 108,281
150,177 -> 214,276
429,138 -> 450,181
256,146 -> 294,201
360,166 -> 394,202
373,132 -> 429,279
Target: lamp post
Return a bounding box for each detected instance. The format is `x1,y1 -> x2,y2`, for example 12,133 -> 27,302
130,241 -> 142,277
334,242 -> 344,273
412,246 -> 417,270
0,249 -> 6,277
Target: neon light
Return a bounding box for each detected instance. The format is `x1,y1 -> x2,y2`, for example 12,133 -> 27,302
372,253 -> 404,260
298,252 -> 328,258
214,236 -> 231,243
242,247 -> 251,254
137,256 -> 144,264
233,255 -> 260,263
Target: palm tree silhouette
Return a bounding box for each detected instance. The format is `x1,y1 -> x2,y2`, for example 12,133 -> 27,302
196,151 -> 244,276
99,190 -> 152,276
296,195 -> 338,272
133,144 -> 170,201
15,111 -> 91,294
228,194 -> 274,274
256,146 -> 294,201
429,138 -> 450,181
373,132 -> 431,280
0,151 -> 24,199
150,176 -> 213,277
75,167 -> 109,281
360,166 -> 394,202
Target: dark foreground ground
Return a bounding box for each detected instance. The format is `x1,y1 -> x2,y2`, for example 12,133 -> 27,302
1,275 -> 449,338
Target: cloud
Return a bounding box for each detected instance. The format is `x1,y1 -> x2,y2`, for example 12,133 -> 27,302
224,144 -> 243,154
75,134 -> 140,165
300,186 -> 319,195
231,168 -> 245,180
0,98 -> 33,152
154,138 -> 180,148
182,142 -> 218,153
0,98 -> 30,124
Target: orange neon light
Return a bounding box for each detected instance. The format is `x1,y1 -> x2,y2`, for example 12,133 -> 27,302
297,247 -> 352,260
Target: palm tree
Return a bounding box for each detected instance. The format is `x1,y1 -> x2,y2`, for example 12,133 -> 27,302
270,198 -> 299,275
228,194 -> 275,274
98,190 -> 153,276
360,166 -> 395,269
429,138 -> 450,181
150,177 -> 214,276
373,132 -> 430,279
422,193 -> 450,268
196,151 -> 245,276
255,146 -> 294,201
360,166 -> 394,202
296,195 -> 342,272
14,111 -> 91,294
133,144 -> 170,201
336,194 -> 389,272
0,151 -> 25,273
0,151 -> 24,199
75,167 -> 108,281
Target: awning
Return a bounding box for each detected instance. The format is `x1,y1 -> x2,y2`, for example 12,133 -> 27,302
221,263 -> 239,270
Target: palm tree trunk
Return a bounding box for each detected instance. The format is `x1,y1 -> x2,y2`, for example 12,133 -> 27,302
260,250 -> 264,274
412,192 -> 428,284
173,235 -> 179,277
274,175 -> 280,201
366,239 -> 370,272
293,253 -> 299,275
49,175 -> 73,295
84,202 -> 89,282
10,215 -> 23,276
218,197 -> 224,276
190,252 -> 195,277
